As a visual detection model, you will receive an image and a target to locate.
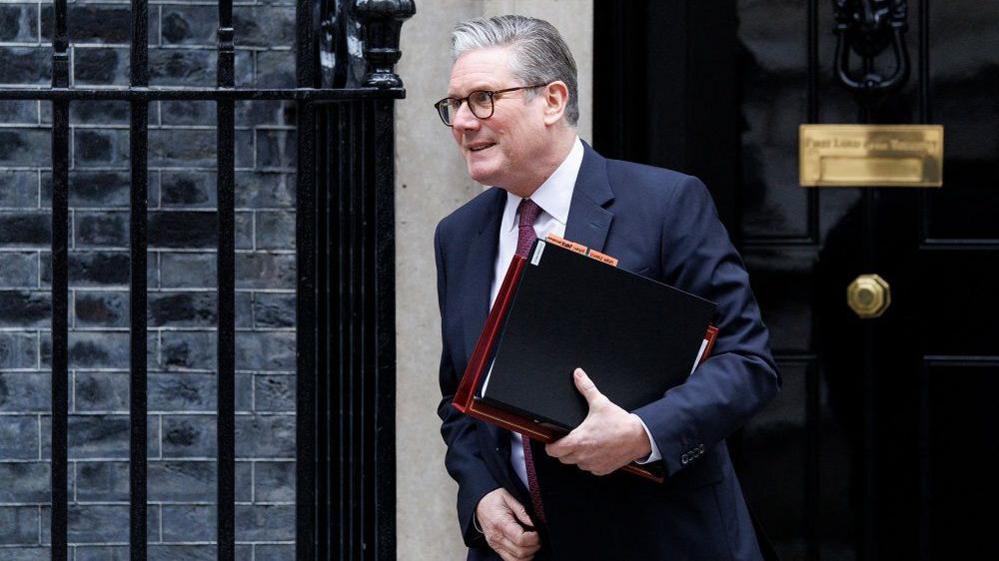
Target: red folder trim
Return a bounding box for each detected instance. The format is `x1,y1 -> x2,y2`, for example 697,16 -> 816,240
702,325 -> 719,360
453,255 -> 527,414
452,248 -> 719,484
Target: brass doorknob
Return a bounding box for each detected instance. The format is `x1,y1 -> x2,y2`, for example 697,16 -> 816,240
847,274 -> 891,319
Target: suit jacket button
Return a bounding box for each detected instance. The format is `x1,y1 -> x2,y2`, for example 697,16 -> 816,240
681,454 -> 689,464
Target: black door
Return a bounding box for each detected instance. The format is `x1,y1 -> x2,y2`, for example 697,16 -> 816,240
594,2 -> 999,559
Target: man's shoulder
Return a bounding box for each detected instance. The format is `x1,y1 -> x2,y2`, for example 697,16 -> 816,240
604,156 -> 698,195
436,186 -> 504,240
595,154 -> 708,211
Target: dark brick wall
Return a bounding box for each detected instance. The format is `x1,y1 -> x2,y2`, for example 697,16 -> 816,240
1,2 -> 297,559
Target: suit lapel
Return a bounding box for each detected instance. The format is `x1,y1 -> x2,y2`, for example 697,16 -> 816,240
458,189 -> 513,483
461,145 -> 615,367
460,188 -> 505,367
565,142 -> 615,252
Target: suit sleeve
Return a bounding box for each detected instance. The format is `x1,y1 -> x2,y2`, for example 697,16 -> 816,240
434,223 -> 501,547
632,176 -> 781,477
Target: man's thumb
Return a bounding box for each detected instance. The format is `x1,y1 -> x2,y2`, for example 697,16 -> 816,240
573,368 -> 603,405
506,496 -> 535,528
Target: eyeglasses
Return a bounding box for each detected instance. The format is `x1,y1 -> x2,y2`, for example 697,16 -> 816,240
433,84 -> 547,127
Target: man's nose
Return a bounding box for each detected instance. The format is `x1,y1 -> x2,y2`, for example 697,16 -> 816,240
450,100 -> 480,130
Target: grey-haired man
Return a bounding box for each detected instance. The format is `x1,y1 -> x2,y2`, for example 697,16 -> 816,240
434,15 -> 778,561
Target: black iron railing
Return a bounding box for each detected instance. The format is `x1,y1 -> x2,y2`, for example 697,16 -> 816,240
1,0 -> 414,560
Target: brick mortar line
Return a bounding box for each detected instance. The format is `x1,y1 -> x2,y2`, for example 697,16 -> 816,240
0,411 -> 298,416
0,502 -> 297,506
0,372 -> 298,377
0,286 -> 296,295
35,412 -> 41,461
0,458 -> 295,463
98,407 -> 289,414
0,124 -> 294,131
0,248 -> 298,254
0,325 -> 297,331
0,410 -> 296,415
4,164 -> 296,173
52,208 -> 293,213
0,541 -> 298,548
133,248 -> 298,254
0,168 -> 299,176
79,368 -> 289,372
0,207 -> 298,212
0,456 -> 295,463
0,368 -> 298,374
0,41 -> 292,50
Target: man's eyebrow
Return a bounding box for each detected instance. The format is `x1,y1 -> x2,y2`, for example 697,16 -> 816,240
446,83 -> 494,98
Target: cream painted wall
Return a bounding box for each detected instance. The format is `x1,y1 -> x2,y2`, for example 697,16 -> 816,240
394,1 -> 593,559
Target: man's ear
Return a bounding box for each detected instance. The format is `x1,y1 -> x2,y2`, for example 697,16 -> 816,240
541,81 -> 569,126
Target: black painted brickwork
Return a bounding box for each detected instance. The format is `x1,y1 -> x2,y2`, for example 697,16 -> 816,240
0,2 -> 298,558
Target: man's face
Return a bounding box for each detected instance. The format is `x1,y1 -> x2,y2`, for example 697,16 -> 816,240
447,46 -> 547,192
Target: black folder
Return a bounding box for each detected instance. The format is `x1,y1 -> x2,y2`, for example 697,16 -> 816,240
477,236 -> 718,431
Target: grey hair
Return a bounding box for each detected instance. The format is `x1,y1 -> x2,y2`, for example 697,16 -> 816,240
451,15 -> 579,126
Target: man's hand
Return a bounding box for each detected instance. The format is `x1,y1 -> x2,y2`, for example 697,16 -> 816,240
545,368 -> 653,476
475,488 -> 541,561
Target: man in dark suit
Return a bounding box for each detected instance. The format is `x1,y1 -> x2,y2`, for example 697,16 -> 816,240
433,15 -> 779,561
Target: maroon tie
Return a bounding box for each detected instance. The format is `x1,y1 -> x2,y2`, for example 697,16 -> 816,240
515,199 -> 546,524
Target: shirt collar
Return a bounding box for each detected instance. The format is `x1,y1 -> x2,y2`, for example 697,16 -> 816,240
501,137 -> 584,232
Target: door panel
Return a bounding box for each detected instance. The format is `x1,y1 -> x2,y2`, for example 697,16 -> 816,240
924,360 -> 999,559
736,1 -> 999,560
738,0 -> 812,241
594,1 -> 997,558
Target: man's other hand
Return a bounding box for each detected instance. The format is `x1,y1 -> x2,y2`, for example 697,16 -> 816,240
475,488 -> 541,561
545,368 -> 653,476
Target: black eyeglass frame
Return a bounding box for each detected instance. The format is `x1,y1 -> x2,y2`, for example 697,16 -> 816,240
433,84 -> 548,127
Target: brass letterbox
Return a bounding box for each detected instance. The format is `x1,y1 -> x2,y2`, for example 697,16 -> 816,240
800,124 -> 943,187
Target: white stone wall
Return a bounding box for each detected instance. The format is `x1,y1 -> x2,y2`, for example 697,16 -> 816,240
394,1 -> 593,558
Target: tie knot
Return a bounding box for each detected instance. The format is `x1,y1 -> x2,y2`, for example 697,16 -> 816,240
517,199 -> 542,229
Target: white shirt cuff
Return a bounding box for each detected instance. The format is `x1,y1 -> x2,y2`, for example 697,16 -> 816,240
632,414 -> 662,464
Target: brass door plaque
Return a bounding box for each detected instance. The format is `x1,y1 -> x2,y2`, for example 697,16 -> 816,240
799,124 -> 943,187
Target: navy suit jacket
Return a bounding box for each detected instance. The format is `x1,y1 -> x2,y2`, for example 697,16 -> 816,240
434,143 -> 780,560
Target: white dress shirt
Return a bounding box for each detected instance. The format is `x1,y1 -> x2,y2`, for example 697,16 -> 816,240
487,137 -> 661,489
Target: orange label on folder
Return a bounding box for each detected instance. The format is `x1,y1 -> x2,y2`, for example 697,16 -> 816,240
586,249 -> 619,267
545,233 -> 587,255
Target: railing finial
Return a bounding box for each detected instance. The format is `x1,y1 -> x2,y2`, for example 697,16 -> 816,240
352,0 -> 416,89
